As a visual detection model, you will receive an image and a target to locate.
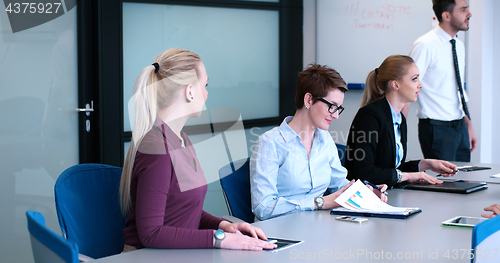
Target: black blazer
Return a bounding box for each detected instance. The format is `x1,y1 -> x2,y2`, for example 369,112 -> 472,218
345,98 -> 419,187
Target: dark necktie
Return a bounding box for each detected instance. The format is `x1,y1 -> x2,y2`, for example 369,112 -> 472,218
450,39 -> 471,120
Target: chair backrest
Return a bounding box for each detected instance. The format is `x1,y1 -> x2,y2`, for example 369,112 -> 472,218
471,215 -> 500,263
336,143 -> 346,166
26,211 -> 79,263
54,163 -> 126,259
219,158 -> 254,223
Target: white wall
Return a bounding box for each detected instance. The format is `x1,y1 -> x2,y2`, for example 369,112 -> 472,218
303,0 -> 316,67
469,0 -> 500,164
492,0 -> 500,163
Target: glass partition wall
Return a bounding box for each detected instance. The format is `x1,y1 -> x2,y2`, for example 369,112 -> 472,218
122,3 -> 280,132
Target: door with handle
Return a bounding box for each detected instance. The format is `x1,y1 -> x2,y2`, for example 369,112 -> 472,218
77,101 -> 94,132
0,5 -> 91,262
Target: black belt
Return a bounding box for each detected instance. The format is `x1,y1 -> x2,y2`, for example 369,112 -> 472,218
419,118 -> 464,127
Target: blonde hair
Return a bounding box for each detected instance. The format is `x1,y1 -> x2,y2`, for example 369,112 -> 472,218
120,48 -> 201,213
361,55 -> 415,107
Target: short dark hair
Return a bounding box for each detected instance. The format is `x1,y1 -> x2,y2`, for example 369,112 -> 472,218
433,0 -> 456,22
295,63 -> 347,110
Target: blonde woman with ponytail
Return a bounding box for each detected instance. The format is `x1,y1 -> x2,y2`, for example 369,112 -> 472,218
120,48 -> 276,251
345,55 -> 457,188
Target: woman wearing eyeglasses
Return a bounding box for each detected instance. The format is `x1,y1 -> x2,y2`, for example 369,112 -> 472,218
345,55 -> 457,188
250,64 -> 387,221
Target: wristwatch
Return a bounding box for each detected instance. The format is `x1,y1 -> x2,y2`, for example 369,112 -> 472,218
214,230 -> 226,249
396,169 -> 403,183
314,197 -> 324,210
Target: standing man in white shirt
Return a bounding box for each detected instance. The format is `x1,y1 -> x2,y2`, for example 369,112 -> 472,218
408,0 -> 477,162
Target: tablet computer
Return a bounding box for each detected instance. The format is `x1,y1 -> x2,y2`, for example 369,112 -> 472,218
441,216 -> 487,228
266,238 -> 303,252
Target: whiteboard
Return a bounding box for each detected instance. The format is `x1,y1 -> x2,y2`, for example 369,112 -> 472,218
317,0 -> 435,84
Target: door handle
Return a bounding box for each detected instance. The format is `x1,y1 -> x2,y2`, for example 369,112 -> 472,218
76,101 -> 94,116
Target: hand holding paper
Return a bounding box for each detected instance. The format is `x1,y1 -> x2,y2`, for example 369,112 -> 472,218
322,180 -> 355,210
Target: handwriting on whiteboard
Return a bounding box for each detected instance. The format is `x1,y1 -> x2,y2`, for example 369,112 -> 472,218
342,1 -> 411,34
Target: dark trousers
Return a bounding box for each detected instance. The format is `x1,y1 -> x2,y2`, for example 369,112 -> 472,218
418,118 -> 471,162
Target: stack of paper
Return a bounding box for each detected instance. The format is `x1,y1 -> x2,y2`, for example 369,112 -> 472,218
331,180 -> 421,218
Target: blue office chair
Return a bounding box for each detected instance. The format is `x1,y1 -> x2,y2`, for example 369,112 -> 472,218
26,210 -> 81,263
335,143 -> 346,166
219,158 -> 254,223
471,215 -> 500,263
54,163 -> 126,259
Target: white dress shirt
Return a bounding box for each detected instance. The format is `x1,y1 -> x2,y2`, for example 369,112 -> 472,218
387,98 -> 403,169
409,25 -> 468,121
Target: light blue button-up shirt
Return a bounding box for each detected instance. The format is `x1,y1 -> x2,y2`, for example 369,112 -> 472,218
250,116 -> 349,221
386,98 -> 403,168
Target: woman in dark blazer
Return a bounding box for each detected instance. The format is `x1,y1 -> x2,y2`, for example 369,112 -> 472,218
345,55 -> 457,188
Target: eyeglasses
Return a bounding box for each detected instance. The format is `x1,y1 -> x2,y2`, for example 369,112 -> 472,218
315,98 -> 345,115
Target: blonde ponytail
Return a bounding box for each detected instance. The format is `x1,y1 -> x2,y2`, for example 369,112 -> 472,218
360,55 -> 415,108
361,70 -> 384,107
120,48 -> 201,213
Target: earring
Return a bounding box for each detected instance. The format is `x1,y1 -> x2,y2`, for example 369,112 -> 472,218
305,105 -> 309,110
191,97 -> 193,100
186,98 -> 191,103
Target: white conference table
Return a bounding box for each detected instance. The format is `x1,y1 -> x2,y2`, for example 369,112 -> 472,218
436,162 -> 500,184
94,184 -> 500,262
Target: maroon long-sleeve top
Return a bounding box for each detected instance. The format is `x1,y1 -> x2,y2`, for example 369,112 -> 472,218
123,118 -> 222,249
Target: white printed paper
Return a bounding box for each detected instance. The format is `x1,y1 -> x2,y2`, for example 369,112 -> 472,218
490,173 -> 500,178
334,180 -> 411,213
